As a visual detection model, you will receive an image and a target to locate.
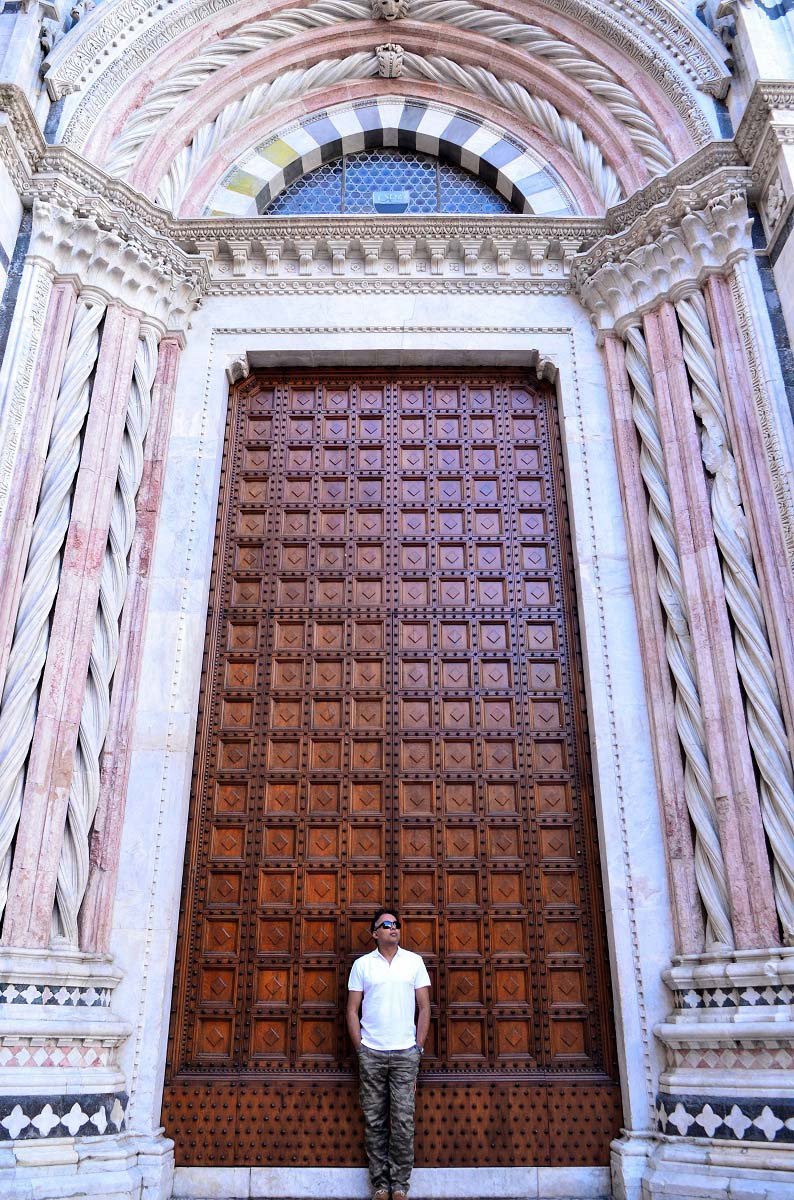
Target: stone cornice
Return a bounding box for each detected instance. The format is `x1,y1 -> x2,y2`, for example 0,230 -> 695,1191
735,81 -> 794,189
0,84 -> 47,194
572,179 -> 753,336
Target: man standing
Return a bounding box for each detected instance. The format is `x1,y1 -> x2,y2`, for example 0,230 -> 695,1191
347,908 -> 431,1200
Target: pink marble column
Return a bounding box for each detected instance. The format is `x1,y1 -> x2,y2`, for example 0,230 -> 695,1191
1,303 -> 142,949
704,274 -> 794,749
602,333 -> 704,954
79,333 -> 184,953
0,281 -> 78,696
643,303 -> 779,949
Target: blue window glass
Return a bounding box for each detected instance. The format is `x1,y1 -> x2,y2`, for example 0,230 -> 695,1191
263,149 -> 515,215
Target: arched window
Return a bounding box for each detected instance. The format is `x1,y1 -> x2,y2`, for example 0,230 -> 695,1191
264,148 -> 515,216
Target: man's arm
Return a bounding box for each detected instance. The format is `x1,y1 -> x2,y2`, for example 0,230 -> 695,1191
415,986 -> 430,1049
347,988 -> 364,1050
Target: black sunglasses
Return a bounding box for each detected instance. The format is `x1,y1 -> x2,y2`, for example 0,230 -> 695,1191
374,920 -> 401,930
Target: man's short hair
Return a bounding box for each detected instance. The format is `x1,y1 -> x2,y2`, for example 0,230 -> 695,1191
370,907 -> 398,932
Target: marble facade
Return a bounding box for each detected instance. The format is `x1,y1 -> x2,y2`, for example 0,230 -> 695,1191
0,0 -> 793,1197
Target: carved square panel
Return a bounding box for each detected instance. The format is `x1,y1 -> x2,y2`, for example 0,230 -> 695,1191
404,917 -> 436,956
257,917 -> 293,955
264,826 -> 297,859
258,869 -> 297,907
480,660 -> 511,690
235,545 -> 263,572
401,659 -> 431,688
322,445 -> 348,471
486,824 -> 522,859
353,621 -> 384,651
439,579 -> 467,606
277,578 -> 307,607
496,1019 -> 533,1059
349,824 -> 384,860
401,739 -> 434,771
434,386 -> 459,408
535,782 -> 571,813
400,446 -> 426,471
470,387 -> 493,410
437,446 -> 462,471
271,698 -> 302,729
357,479 -> 383,505
218,740 -> 250,771
290,388 -> 316,412
351,739 -> 383,770
214,783 -> 248,814
357,509 -> 385,537
438,544 -> 466,571
284,478 -> 312,505
525,622 -> 557,651
544,918 -> 582,956
325,387 -> 349,411
352,658 -> 384,689
488,870 -> 525,907
447,967 -> 484,1006
475,544 -> 504,572
400,825 -> 435,861
399,780 -> 434,814
308,782 -> 341,813
524,579 -> 553,606
441,740 -> 475,771
348,869 -> 385,908
318,510 -> 347,538
205,870 -> 241,910
477,579 -> 508,607
479,622 -> 510,651
512,415 -> 538,438
319,478 -> 347,505
312,659 -> 344,689
539,827 -> 575,861
306,826 -> 340,860
448,1019 -> 485,1059
266,738 -> 301,771
304,871 -> 339,907
548,967 -> 585,1007
360,386 -> 385,409
310,739 -> 342,770
532,740 -> 567,773
485,782 -> 519,814
359,415 -> 384,439
210,825 -> 246,861
318,544 -> 346,571
349,918 -> 374,954
250,1018 -> 289,1060
400,386 -> 425,410
228,622 -> 259,651
401,509 -> 429,537
281,510 -> 310,538
400,869 -> 436,907
230,578 -> 261,606
473,478 -> 499,504
299,967 -> 337,1007
324,416 -> 350,440
202,917 -> 240,956
491,917 -> 527,956
354,578 -> 384,606
401,699 -> 432,730
531,700 -> 563,731
350,782 -> 384,813
265,782 -> 300,814
401,621 -> 431,651
519,510 -> 547,537
248,414 -> 274,440
515,444 -> 540,471
400,579 -> 431,606
401,477 -> 428,505
195,1016 -> 234,1059
442,699 -> 473,729
400,416 -> 425,439
199,965 -> 238,1006
445,871 -> 480,907
440,660 -> 472,689
357,445 -> 384,471
314,621 -> 345,650
221,699 -> 254,730
472,445 -> 497,471
240,478 -> 270,506
352,698 -> 385,730
482,739 -> 518,770
541,870 -> 580,906
439,622 -> 469,650
442,779 -> 477,813
437,510 -> 465,537
494,966 -> 530,1006
444,825 -> 478,860
527,661 -> 560,691
311,699 -> 343,729
550,1019 -> 587,1060
401,544 -> 429,571
279,544 -> 308,573
437,478 -> 464,505
473,510 -> 502,536
355,544 -> 384,572
435,416 -> 461,438
481,698 -> 515,730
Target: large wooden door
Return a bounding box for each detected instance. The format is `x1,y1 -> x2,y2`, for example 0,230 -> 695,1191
162,371 -> 621,1167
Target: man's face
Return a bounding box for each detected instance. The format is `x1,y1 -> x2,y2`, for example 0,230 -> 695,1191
372,912 -> 401,950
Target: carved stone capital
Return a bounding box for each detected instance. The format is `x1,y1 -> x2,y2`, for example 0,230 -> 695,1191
573,190 -> 753,336
27,198 -> 204,331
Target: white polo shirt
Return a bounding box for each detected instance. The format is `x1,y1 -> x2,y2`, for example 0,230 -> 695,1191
348,946 -> 431,1051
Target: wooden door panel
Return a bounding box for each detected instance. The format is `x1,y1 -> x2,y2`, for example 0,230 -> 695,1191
163,372 -> 621,1166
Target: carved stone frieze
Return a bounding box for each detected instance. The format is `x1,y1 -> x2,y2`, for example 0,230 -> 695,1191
572,178 -> 753,334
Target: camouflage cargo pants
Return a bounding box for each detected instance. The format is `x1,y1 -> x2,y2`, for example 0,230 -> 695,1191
357,1045 -> 421,1194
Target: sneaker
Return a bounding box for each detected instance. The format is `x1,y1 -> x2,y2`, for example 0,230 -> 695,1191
392,1191 -> 408,1200
372,1189 -> 390,1200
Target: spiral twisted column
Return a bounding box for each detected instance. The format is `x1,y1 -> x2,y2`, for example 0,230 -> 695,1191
676,292 -> 794,941
623,326 -> 733,947
0,298 -> 104,926
53,328 -> 160,945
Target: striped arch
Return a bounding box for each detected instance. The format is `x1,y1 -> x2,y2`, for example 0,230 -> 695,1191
206,97 -> 577,217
